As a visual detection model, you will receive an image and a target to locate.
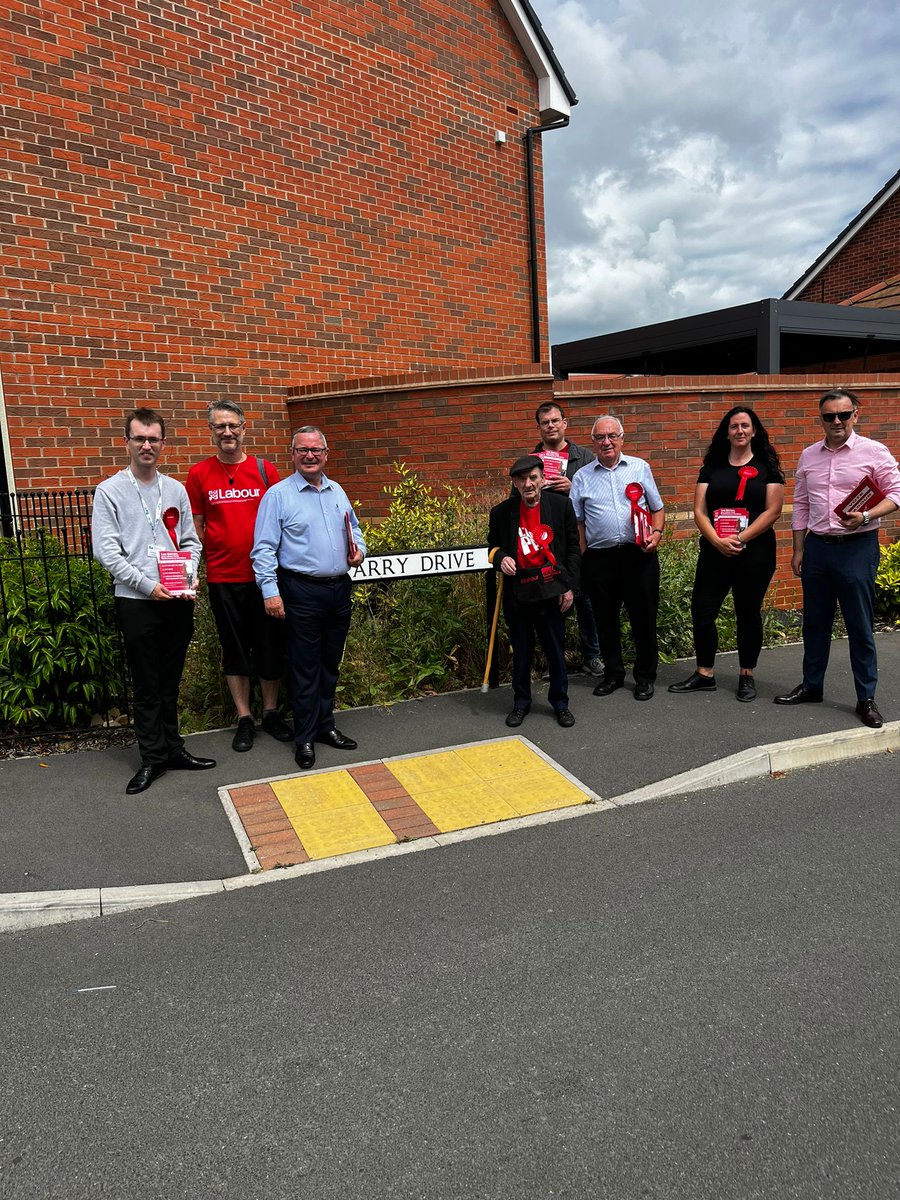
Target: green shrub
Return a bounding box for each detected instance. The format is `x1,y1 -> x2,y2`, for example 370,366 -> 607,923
875,540 -> 900,624
0,532 -> 124,730
339,466 -> 491,706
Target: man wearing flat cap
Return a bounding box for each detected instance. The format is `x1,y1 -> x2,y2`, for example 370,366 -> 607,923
488,455 -> 580,728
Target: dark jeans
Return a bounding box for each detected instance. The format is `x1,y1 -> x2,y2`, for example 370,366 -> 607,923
116,597 -> 194,765
574,592 -> 600,660
691,534 -> 776,670
801,531 -> 880,700
504,593 -> 569,712
279,571 -> 352,744
582,545 -> 659,685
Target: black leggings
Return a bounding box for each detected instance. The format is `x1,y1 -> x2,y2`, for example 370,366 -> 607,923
691,535 -> 776,670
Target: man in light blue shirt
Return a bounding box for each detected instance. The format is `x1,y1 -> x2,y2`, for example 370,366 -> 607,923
252,425 -> 366,770
570,415 -> 665,700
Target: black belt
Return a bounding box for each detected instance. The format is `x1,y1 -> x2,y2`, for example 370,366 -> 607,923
586,543 -> 637,552
280,569 -> 346,584
808,531 -> 876,545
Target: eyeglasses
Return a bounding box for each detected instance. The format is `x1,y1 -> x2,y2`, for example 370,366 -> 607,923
820,410 -> 855,424
210,422 -> 243,433
292,446 -> 327,456
591,433 -> 623,442
128,436 -> 163,446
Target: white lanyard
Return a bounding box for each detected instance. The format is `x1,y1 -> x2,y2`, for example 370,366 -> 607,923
126,469 -> 163,538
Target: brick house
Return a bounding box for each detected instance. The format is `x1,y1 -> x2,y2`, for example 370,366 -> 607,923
2,0 -> 575,494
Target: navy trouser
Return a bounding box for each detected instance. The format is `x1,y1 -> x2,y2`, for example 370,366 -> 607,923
116,598 -> 193,765
279,570 -> 352,744
504,594 -> 569,712
800,531 -> 880,700
574,592 -> 600,660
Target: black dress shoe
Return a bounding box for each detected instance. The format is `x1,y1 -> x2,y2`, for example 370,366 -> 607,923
736,675 -> 757,702
166,749 -> 217,770
592,675 -> 624,697
125,763 -> 167,795
773,684 -> 823,705
556,708 -> 575,727
317,728 -> 358,750
295,742 -> 316,770
856,698 -> 884,728
232,716 -> 255,752
668,671 -> 716,693
505,708 -> 528,728
261,711 -> 294,742
634,682 -> 654,701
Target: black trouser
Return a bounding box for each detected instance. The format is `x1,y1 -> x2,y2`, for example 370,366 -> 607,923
504,593 -> 569,712
116,598 -> 194,765
279,570 -> 352,744
691,534 -> 776,670
582,545 -> 659,685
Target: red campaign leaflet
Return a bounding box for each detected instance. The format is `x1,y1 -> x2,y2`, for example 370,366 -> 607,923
344,510 -> 358,560
538,450 -> 565,481
833,474 -> 886,519
158,549 -> 195,595
713,507 -> 749,538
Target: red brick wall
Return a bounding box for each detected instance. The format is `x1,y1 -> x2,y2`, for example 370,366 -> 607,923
294,370 -> 900,609
2,0 -> 546,488
794,188 -> 900,304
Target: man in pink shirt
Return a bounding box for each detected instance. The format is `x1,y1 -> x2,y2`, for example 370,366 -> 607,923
775,387 -> 900,727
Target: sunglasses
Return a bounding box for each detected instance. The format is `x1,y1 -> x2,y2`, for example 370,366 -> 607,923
820,410 -> 855,424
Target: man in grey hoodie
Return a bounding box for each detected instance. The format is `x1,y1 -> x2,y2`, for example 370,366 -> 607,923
92,408 -> 216,794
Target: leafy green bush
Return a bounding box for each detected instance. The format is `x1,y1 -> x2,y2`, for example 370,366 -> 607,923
875,539 -> 900,625
339,466 -> 492,706
0,532 -> 124,730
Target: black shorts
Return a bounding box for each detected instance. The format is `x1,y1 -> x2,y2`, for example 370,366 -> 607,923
207,582 -> 285,679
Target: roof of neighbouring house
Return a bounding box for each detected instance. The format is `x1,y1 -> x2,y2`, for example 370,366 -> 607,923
782,168 -> 900,299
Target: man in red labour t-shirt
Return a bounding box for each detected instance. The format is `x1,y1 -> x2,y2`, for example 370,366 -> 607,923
186,399 -> 293,752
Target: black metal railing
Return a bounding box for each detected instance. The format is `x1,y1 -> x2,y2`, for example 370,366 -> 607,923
0,490 -> 132,742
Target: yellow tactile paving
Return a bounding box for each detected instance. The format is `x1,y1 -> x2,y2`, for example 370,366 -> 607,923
228,738 -> 594,865
406,782 -> 519,832
271,772 -> 394,860
386,750 -> 484,794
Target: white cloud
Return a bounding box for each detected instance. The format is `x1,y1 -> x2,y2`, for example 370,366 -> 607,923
538,0 -> 900,347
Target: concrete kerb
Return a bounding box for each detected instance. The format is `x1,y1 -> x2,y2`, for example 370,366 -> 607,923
2,722 -> 897,934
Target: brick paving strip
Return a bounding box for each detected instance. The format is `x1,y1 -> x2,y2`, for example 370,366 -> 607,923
347,763 -> 441,841
228,764 -> 440,871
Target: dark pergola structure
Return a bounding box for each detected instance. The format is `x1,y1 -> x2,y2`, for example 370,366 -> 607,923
551,298 -> 900,379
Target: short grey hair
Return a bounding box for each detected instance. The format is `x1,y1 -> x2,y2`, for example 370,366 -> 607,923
291,425 -> 328,450
591,414 -> 625,436
208,399 -> 245,424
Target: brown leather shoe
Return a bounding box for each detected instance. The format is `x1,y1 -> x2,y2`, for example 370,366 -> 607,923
855,698 -> 884,728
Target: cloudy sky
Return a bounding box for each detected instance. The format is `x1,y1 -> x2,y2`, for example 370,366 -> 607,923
537,0 -> 900,349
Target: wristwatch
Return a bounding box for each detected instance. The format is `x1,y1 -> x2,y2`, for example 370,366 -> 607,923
861,510 -> 870,526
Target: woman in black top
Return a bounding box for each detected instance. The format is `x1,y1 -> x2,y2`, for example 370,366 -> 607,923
669,407 -> 784,701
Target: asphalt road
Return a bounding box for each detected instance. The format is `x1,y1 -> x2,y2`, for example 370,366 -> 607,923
1,752 -> 897,1199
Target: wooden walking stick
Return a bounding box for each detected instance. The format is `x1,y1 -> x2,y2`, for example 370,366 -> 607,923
482,548 -> 504,692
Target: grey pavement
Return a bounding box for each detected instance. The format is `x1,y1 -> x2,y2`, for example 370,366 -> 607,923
0,633 -> 898,901
0,754 -> 897,1199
